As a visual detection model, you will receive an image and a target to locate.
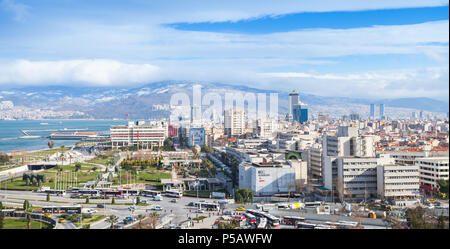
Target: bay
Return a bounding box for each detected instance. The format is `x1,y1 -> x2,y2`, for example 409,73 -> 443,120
0,119 -> 127,153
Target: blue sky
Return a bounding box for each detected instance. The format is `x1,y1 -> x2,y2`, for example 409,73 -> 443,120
0,0 -> 448,101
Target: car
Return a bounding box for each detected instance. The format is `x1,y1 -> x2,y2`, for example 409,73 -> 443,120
187,202 -> 194,206
43,213 -> 52,218
171,199 -> 177,203
97,204 -> 105,208
58,218 -> 66,223
153,195 -> 163,201
195,209 -> 205,213
236,206 -> 246,211
147,205 -> 163,211
223,210 -> 232,215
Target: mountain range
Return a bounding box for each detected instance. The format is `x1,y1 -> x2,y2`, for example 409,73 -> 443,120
0,81 -> 448,119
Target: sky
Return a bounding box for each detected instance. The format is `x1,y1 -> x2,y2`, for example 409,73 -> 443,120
0,0 -> 448,101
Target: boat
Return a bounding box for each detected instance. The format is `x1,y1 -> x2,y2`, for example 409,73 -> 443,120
40,123 -> 49,125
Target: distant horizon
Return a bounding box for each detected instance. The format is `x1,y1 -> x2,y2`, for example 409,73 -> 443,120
0,80 -> 449,103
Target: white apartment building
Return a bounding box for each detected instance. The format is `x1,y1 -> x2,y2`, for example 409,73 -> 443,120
110,121 -> 168,149
377,164 -> 420,200
224,109 -> 245,137
256,119 -> 275,139
416,157 -> 449,193
336,157 -> 383,201
309,145 -> 323,181
239,160 -> 307,196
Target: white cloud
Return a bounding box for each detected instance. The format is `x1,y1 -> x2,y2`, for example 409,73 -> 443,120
261,67 -> 449,100
0,59 -> 160,86
1,0 -> 30,22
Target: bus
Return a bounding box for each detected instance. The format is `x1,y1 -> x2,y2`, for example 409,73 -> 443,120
296,222 -> 317,229
100,189 -> 123,197
282,216 -> 307,225
193,202 -> 220,211
263,213 -> 280,227
243,212 -> 257,224
42,205 -> 81,214
165,190 -> 183,198
120,189 -> 140,196
257,218 -> 267,229
44,189 -> 67,196
141,190 -> 161,197
78,189 -> 101,197
304,201 -> 322,208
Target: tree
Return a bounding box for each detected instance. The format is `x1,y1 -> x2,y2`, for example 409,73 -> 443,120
437,179 -> 449,197
437,214 -> 446,229
136,197 -> 141,205
148,212 -> 160,229
234,188 -> 254,204
0,211 -> 4,229
92,166 -> 97,172
74,163 -> 82,172
46,193 -> 50,202
85,196 -> 90,204
0,201 -> 3,210
105,215 -> 119,229
192,147 -> 198,155
0,153 -> 10,164
48,140 -> 54,149
137,214 -> 145,229
111,197 -> 115,204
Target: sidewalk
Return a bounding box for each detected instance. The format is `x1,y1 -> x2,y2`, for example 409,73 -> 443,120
190,215 -> 219,229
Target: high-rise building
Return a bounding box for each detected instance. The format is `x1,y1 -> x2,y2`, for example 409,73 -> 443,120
224,109 -> 245,137
293,104 -> 308,124
369,104 -> 375,119
288,90 -> 299,121
419,110 -> 423,120
379,104 -> 385,119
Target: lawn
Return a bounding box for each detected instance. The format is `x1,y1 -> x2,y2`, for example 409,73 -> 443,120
73,214 -> 106,227
86,155 -> 116,166
2,218 -> 53,229
4,170 -> 103,190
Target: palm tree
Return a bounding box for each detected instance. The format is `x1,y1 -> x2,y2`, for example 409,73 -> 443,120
148,212 -> 160,229
137,214 -> 145,229
105,215 -> 119,229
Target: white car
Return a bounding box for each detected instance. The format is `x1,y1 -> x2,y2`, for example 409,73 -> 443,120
153,195 -> 163,201
147,205 -> 163,211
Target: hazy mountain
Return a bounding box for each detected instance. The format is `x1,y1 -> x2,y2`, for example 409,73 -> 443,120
1,81 -> 448,119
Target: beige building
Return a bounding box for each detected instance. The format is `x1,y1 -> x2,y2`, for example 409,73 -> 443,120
416,157 -> 449,193
377,164 -> 420,200
110,121 -> 168,149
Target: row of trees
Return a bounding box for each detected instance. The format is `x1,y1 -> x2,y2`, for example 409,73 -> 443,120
121,158 -> 163,170
406,206 -> 447,229
22,173 -> 47,186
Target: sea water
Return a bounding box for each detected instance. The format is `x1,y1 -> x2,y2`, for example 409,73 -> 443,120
0,119 -> 126,152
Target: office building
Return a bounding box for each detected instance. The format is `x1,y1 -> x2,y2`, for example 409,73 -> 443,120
110,121 -> 168,149
288,90 -> 299,121
293,104 -> 308,124
379,104 -> 385,119
416,157 -> 449,194
377,164 -> 420,200
224,109 -> 245,137
369,104 -> 375,119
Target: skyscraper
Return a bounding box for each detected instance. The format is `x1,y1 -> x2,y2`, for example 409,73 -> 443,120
288,90 -> 299,121
293,104 -> 308,124
379,104 -> 385,119
369,104 -> 375,118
